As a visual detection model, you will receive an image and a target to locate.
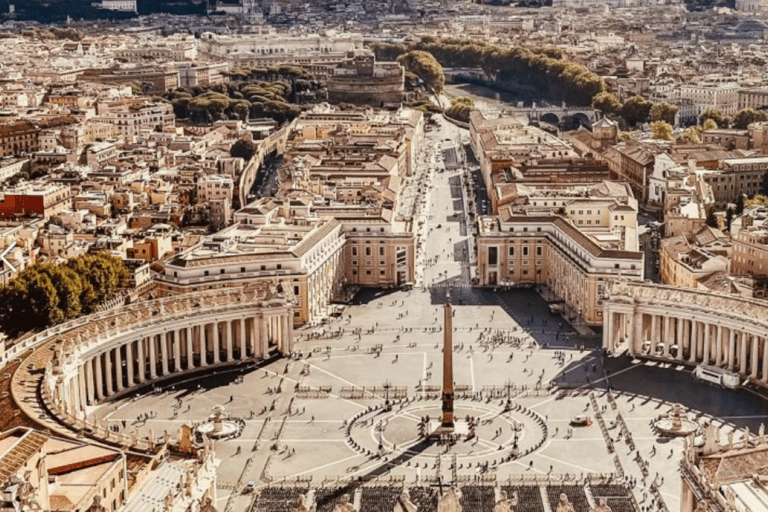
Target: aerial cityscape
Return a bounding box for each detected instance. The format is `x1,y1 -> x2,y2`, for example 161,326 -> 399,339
2,0 -> 768,511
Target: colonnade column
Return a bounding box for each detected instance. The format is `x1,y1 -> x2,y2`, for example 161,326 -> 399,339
604,311 -> 614,352
174,330 -> 181,372
213,322 -> 221,364
105,351 -> 114,396
199,326 -> 208,367
137,338 -> 146,383
663,316 -> 671,358
728,328 -> 736,371
160,332 -> 169,376
78,366 -> 87,412
186,327 -> 194,370
650,315 -> 658,352
752,335 -> 760,378
715,326 -> 723,367
740,333 -> 748,375
281,314 -> 291,355
94,356 -> 103,400
240,319 -> 248,360
260,316 -> 269,356
126,341 -> 134,387
149,335 -> 157,379
762,340 -> 768,383
225,320 -> 233,362
114,347 -> 123,392
703,323 -> 711,365
85,358 -> 95,405
689,321 -> 698,364
676,318 -> 684,360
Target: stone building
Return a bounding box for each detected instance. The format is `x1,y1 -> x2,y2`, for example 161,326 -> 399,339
477,209 -> 643,326
327,50 -> 405,106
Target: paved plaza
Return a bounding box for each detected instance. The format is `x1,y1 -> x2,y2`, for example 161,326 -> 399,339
91,118 -> 768,512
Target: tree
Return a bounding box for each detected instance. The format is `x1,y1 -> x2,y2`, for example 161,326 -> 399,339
702,118 -> 718,131
445,96 -> 475,123
700,109 -> 728,128
726,207 -> 735,231
678,126 -> 701,144
650,120 -> 674,142
621,96 -> 653,126
649,102 -> 678,125
732,108 -> 768,129
396,50 -> 445,95
736,193 -> 745,214
706,209 -> 719,229
231,139 -> 257,161
591,92 -> 622,115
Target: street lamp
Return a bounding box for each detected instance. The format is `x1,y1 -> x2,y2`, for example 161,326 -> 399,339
383,379 -> 392,412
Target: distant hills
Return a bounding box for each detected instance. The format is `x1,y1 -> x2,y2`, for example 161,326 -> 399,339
0,0 -> 741,24
0,0 -> 207,23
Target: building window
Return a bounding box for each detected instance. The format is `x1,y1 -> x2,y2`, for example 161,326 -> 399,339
379,246 -> 385,256
351,247 -> 357,256
536,246 -> 542,256
523,247 -> 529,257
508,247 -> 514,257
488,247 -> 498,265
365,247 -> 371,256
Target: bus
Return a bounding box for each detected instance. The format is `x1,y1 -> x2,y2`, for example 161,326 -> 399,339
693,364 -> 740,390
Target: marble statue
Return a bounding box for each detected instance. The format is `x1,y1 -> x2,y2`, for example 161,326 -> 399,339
200,496 -> 219,512
291,493 -> 311,512
591,498 -> 612,512
332,494 -> 357,512
493,490 -> 517,512
393,490 -> 418,512
437,487 -> 462,512
555,493 -> 575,512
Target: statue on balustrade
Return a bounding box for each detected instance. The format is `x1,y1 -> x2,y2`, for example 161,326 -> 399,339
200,496 -> 220,512
85,495 -> 107,512
332,493 -> 357,512
290,493 -> 312,512
393,490 -> 418,512
555,493 -> 575,512
437,487 -> 462,512
493,490 -> 517,512
590,498 -> 612,512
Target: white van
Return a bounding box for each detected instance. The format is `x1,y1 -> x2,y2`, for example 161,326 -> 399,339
693,364 -> 740,389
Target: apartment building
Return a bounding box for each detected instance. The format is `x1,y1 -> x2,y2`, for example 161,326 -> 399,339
678,82 -> 740,117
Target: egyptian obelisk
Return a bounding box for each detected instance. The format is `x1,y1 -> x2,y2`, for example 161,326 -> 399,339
441,292 -> 455,432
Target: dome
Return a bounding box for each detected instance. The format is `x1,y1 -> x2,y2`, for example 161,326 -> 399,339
736,19 -> 768,32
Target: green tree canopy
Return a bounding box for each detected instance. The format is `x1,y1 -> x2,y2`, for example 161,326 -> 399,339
231,139 -> 257,161
700,109 -> 728,128
702,118 -> 718,131
397,50 -> 445,95
649,102 -> 678,125
0,253 -> 128,336
732,108 -> 768,129
650,120 -> 674,142
621,96 -> 653,126
445,96 -> 475,123
678,126 -> 701,144
591,92 -> 622,115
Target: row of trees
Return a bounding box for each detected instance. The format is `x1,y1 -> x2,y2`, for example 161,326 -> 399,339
445,96 -> 475,123
372,38 -> 605,106
0,253 -> 130,336
594,92 -> 768,130
396,51 -> 445,95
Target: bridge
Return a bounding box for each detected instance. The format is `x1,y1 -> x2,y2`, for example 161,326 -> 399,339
506,105 -> 599,129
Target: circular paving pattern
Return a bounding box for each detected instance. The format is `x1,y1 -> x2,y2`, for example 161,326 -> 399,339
344,398 -> 548,467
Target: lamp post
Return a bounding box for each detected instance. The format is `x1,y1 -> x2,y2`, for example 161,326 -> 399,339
383,379 -> 392,412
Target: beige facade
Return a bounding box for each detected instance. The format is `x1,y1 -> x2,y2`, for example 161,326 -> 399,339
157,217 -> 344,326
477,214 -> 643,326
731,227 -> 768,276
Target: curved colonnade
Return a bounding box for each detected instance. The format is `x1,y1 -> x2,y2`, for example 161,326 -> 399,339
6,285 -> 293,450
603,280 -> 768,385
